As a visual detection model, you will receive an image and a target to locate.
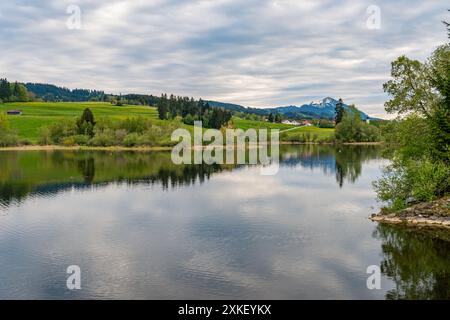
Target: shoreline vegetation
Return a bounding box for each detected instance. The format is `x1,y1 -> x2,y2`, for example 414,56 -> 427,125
0,141 -> 383,152
370,26 -> 450,231
0,100 -> 380,148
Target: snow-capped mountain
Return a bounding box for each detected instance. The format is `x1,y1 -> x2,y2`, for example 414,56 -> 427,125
278,97 -> 369,120
208,97 -> 370,120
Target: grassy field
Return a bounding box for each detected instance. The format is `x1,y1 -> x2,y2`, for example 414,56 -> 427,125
0,102 -> 159,142
280,126 -> 335,141
232,117 -> 295,130
0,102 -> 335,143
232,117 -> 334,141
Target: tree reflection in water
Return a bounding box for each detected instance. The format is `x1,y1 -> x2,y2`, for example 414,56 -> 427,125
0,145 -> 382,207
373,223 -> 450,299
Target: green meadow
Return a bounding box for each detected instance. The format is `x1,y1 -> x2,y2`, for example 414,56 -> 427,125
0,101 -> 335,143
232,117 -> 294,130
233,116 -> 335,141
0,102 -> 159,142
280,126 -> 335,141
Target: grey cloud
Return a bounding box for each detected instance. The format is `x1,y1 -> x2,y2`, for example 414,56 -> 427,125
0,0 -> 448,117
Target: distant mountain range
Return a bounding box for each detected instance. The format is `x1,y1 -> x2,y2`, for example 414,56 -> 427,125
208,97 -> 370,120
23,82 -> 370,120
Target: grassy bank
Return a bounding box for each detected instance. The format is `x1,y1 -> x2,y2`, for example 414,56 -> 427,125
0,102 -> 336,145
0,102 -> 159,142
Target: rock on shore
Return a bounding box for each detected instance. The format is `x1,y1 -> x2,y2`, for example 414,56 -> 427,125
370,196 -> 450,229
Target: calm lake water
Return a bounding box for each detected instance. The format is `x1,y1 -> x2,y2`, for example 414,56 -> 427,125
0,146 -> 449,299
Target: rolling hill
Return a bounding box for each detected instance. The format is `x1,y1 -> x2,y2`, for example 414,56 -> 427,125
208,97 -> 369,120
22,82 -> 369,121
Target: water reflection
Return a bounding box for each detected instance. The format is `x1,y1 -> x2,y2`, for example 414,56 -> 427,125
0,151 -> 229,207
373,224 -> 450,299
0,145 -> 381,207
279,145 -> 381,187
1,145 -> 449,299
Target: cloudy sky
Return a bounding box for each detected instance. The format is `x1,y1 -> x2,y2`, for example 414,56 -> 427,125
0,1 -> 448,117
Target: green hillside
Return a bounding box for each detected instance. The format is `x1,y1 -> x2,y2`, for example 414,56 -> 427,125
0,102 -> 335,144
0,102 -> 159,141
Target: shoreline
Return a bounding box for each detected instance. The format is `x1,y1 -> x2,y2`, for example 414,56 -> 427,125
370,196 -> 450,230
0,141 -> 383,152
0,145 -> 175,152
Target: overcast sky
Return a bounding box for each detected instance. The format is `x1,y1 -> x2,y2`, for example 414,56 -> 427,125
0,1 -> 448,117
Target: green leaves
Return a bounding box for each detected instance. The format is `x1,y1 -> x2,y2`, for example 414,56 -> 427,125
334,110 -> 380,142
383,55 -> 434,117
376,41 -> 450,211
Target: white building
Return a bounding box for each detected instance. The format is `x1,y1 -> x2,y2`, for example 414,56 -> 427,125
281,120 -> 301,126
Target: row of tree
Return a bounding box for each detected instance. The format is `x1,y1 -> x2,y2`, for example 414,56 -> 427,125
156,94 -> 232,129
25,83 -> 105,102
267,113 -> 282,123
0,78 -> 30,103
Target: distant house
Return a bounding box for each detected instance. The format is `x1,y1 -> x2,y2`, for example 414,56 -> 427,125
6,110 -> 22,115
282,119 -> 301,126
300,120 -> 313,126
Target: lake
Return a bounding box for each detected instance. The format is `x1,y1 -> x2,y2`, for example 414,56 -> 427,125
0,145 -> 449,299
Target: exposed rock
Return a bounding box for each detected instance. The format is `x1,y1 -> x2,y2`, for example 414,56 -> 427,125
370,196 -> 450,230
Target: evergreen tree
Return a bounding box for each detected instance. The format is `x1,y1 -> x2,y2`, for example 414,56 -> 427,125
444,10 -> 450,37
335,98 -> 345,125
157,94 -> 168,119
274,113 -> 282,123
0,78 -> 11,101
77,108 -> 96,137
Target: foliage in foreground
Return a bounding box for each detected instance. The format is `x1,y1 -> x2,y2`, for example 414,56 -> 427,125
374,159 -> 450,211
374,33 -> 450,211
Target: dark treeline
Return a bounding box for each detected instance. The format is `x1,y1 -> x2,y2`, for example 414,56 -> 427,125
25,83 -> 105,102
119,94 -> 160,106
25,83 -> 163,106
0,78 -> 30,103
267,113 -> 282,123
156,94 -> 232,129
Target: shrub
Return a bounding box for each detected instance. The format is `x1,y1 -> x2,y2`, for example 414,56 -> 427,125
37,113 -> 180,147
409,160 -> 450,202
114,129 -> 128,143
73,134 -> 90,145
44,119 -> 77,144
19,138 -> 32,146
374,158 -> 450,211
119,117 -> 149,134
0,133 -> 19,147
61,136 -> 76,146
304,132 -> 311,142
182,114 -> 196,125
123,133 -> 140,147
38,127 -> 51,145
88,129 -> 115,146
0,114 -> 19,146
